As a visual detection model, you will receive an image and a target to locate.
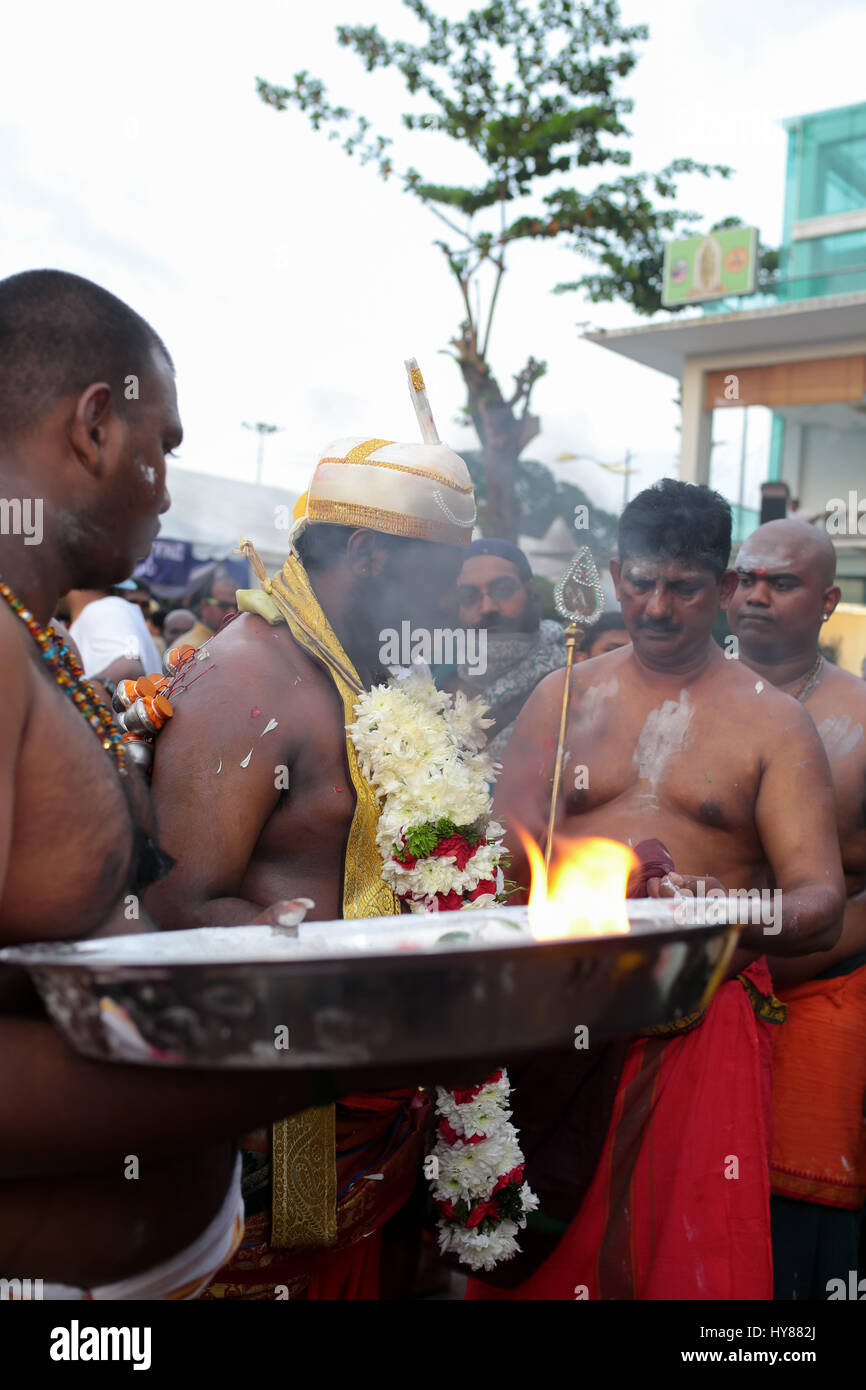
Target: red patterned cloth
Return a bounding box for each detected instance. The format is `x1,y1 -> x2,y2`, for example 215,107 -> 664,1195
466,839 -> 774,1300
466,960 -> 775,1300
199,1091 -> 430,1300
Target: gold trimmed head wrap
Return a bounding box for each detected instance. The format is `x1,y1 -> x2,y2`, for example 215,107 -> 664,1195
290,436 -> 476,548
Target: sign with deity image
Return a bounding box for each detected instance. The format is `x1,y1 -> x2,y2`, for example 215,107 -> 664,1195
662,226 -> 758,306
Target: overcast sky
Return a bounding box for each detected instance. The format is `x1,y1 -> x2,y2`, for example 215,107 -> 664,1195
2,0 -> 864,519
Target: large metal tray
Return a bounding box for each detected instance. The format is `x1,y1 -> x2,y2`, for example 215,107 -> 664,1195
0,904 -> 739,1069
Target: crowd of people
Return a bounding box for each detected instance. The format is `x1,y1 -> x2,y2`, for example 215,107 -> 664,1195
51,565 -> 240,689
1,268 -> 863,1302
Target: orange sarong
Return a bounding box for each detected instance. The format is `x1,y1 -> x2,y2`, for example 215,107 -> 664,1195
466,960 -> 776,1301
770,961 -> 866,1211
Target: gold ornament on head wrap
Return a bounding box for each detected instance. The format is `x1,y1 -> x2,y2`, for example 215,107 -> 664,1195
286,362 -> 476,550
404,356 -> 440,445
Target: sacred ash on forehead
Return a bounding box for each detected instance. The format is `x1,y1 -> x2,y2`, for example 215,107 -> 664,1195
622,557 -> 711,582
622,559 -> 658,581
290,436 -> 476,548
736,547 -> 792,573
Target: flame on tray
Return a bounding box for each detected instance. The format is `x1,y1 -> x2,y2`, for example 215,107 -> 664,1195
518,830 -> 639,940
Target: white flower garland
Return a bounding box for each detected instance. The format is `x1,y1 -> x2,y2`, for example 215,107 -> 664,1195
348,672 -> 539,1271
430,1071 -> 540,1272
349,673 -> 505,911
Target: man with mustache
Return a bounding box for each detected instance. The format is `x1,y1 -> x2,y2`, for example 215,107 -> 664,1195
444,538 -> 566,758
726,518 -> 866,1299
466,478 -> 844,1301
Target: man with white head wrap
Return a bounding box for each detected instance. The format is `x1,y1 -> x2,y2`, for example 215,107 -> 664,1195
145,432 -> 476,1298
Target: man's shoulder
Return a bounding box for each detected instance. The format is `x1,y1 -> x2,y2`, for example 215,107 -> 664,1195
90,596 -> 132,620
719,652 -> 819,728
129,604 -> 157,640
73,596 -> 134,634
0,604 -> 32,745
533,663 -> 567,699
818,660 -> 866,714
154,613 -> 323,751
530,646 -> 626,708
577,643 -> 629,672
0,600 -> 31,683
197,611 -> 316,681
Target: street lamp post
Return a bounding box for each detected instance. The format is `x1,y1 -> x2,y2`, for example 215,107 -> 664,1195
242,421 -> 284,485
622,450 -> 633,511
556,450 -> 638,513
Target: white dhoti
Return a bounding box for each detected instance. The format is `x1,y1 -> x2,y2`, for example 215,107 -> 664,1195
39,1154 -> 244,1300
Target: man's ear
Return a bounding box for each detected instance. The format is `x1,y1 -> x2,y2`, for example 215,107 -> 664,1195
718,568 -> 739,609
344,529 -> 388,579
609,559 -> 621,599
822,585 -> 842,621
68,382 -> 114,478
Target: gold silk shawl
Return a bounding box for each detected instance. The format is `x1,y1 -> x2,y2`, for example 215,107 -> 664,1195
236,543 -> 400,1249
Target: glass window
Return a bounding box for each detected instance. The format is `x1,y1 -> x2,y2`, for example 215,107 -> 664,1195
816,135 -> 866,216
784,105 -> 866,224
789,226 -> 866,299
708,406 -> 774,542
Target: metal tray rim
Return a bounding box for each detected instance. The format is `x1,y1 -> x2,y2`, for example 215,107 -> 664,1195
0,910 -> 735,974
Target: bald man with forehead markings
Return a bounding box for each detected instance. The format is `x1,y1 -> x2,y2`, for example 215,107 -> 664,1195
727,520 -> 864,915
727,517 -> 866,1300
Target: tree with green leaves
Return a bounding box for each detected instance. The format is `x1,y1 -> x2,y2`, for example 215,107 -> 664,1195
258,0 -> 731,540
462,449 -> 619,555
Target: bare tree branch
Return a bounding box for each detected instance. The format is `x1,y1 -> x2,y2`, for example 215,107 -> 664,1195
481,255 -> 506,360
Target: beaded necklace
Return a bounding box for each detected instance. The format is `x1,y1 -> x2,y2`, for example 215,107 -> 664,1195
0,576 -> 127,777
790,653 -> 825,705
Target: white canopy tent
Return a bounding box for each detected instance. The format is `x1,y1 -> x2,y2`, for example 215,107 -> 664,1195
160,464 -> 299,576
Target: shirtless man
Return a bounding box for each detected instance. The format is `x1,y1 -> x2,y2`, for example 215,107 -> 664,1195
466,479 -> 844,1301
497,480 -> 843,956
0,270 -> 422,1297
143,436 -> 478,1297
145,473 -> 471,929
727,518 -> 866,1298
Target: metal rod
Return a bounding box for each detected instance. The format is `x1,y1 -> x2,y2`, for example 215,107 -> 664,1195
544,620 -> 583,872
737,407 -> 749,541
698,924 -> 742,1011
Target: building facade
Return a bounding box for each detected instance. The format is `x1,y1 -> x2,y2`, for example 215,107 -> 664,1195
586,102 -> 866,615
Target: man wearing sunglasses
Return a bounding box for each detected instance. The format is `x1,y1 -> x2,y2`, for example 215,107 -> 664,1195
443,538 -> 566,758
173,566 -> 238,650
